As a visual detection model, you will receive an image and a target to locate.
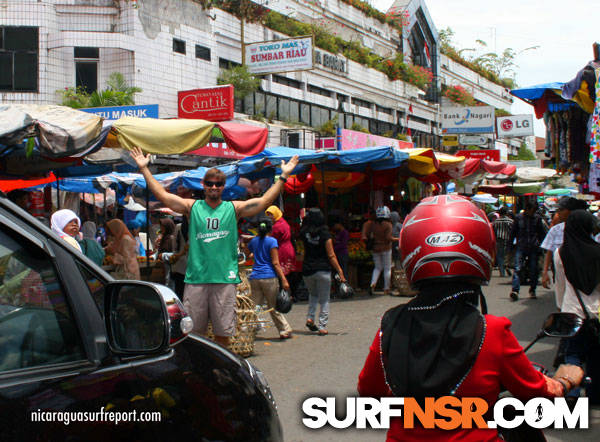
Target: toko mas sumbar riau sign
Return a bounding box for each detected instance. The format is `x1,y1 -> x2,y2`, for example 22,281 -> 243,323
441,106 -> 495,134
245,36 -> 313,75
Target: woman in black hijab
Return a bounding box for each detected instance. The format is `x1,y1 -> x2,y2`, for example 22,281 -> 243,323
556,209 -> 600,405
358,195 -> 583,440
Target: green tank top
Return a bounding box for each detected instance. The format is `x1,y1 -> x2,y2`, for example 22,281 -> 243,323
185,200 -> 240,284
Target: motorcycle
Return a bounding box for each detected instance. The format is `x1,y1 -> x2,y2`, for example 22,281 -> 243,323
497,312 -> 587,442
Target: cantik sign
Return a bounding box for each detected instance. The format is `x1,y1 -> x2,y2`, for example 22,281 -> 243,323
178,85 -> 234,122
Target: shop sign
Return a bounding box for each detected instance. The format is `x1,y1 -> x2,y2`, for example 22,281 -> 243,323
456,149 -> 500,162
441,106 -> 494,134
339,129 -> 413,150
315,50 -> 348,75
315,138 -> 336,149
442,135 -> 458,147
186,142 -> 247,160
245,36 -> 313,74
459,135 -> 488,146
495,141 -> 509,161
496,114 -> 534,137
177,85 -> 234,122
80,104 -> 159,121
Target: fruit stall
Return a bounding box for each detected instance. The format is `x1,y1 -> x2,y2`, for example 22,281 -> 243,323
347,232 -> 374,290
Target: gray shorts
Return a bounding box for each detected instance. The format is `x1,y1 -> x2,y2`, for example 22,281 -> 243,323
183,283 -> 237,337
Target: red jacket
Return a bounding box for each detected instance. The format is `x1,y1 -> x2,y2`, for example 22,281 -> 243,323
357,315 -> 551,441
271,217 -> 296,275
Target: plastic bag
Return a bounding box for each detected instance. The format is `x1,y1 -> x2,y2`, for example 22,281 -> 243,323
275,288 -> 292,313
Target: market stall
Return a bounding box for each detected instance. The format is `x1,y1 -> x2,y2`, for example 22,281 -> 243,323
510,49 -> 600,198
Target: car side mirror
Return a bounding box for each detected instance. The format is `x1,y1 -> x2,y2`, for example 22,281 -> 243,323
104,282 -> 193,355
542,312 -> 584,338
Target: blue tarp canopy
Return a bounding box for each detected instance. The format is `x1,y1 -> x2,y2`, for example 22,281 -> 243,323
237,146 -> 409,178
510,82 -> 564,102
27,145 -> 410,201
35,163 -> 248,200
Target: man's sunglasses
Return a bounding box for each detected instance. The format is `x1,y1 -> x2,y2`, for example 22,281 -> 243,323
204,180 -> 225,188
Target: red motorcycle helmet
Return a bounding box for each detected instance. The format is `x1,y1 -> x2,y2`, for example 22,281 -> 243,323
399,195 -> 495,286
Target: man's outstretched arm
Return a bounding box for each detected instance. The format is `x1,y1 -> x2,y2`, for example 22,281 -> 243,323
234,155 -> 299,219
130,146 -> 194,215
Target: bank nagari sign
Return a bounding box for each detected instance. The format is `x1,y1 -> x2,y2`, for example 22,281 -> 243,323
315,50 -> 348,75
245,36 -> 313,74
442,106 -> 495,134
496,114 -> 534,137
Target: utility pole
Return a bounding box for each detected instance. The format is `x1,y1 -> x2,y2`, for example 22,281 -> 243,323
241,17 -> 245,65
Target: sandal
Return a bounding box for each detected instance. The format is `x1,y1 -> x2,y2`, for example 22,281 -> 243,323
318,329 -> 328,336
305,319 -> 318,332
280,332 -> 292,340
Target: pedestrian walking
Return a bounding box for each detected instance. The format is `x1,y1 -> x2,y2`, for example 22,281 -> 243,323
509,201 -> 546,300
265,205 -> 296,276
492,206 -> 513,277
331,219 -> 349,283
246,218 -> 293,339
362,206 -> 393,295
298,208 -> 346,336
541,197 -> 586,298
554,210 -> 600,405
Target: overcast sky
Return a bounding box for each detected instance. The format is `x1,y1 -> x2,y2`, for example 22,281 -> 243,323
372,0 -> 600,136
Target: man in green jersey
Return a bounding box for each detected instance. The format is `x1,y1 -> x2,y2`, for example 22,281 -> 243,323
131,146 -> 299,347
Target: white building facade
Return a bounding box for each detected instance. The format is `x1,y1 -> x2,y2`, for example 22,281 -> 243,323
1,0 -> 514,150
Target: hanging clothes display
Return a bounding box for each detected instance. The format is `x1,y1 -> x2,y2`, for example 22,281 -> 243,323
589,67 -> 600,164
589,163 -> 600,193
544,111 -> 553,157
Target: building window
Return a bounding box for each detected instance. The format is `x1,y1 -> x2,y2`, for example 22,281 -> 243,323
74,47 -> 99,59
0,26 -> 38,92
219,58 -> 240,69
410,114 -> 429,125
351,97 -> 372,109
300,103 -> 310,126
273,74 -> 302,89
74,47 -> 99,94
278,97 -> 291,121
308,84 -> 332,98
376,105 -> 393,115
173,38 -> 186,55
195,44 -> 211,61
244,93 -> 255,115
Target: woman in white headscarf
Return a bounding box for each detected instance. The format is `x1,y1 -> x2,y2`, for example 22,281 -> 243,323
50,209 -> 82,252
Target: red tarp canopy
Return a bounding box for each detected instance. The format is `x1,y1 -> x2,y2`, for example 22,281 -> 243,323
0,173 -> 57,192
216,122 -> 268,156
421,157 -> 516,183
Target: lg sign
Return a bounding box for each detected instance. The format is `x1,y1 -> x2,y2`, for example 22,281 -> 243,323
501,120 -> 513,131
496,115 -> 534,137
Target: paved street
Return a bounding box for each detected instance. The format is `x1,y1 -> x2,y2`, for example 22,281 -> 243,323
248,274 -> 600,441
